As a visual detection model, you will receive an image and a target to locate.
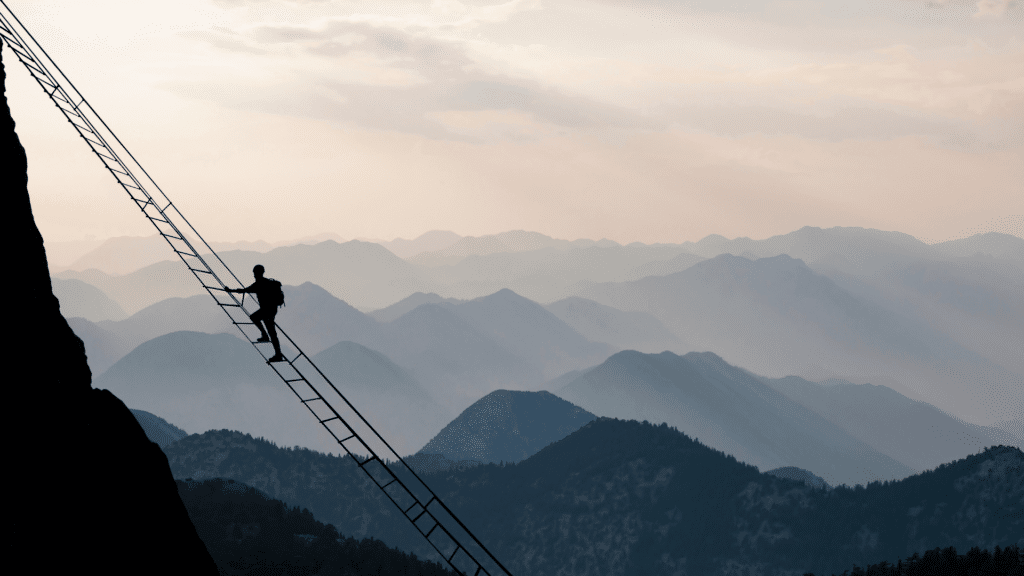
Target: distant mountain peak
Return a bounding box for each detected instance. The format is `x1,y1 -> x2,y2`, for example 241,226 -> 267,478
417,389 -> 596,464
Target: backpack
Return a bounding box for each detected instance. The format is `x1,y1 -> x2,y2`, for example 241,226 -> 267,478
264,278 -> 285,308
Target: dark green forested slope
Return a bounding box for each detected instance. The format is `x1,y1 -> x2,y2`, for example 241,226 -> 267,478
810,543 -> 1021,576
178,478 -> 453,576
166,419 -> 1023,576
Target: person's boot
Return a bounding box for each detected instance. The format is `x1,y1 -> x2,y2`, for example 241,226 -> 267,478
268,349 -> 285,363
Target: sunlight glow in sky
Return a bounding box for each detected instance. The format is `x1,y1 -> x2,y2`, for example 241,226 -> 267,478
4,0 -> 1022,244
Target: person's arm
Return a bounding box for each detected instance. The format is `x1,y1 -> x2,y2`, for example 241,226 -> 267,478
228,282 -> 257,294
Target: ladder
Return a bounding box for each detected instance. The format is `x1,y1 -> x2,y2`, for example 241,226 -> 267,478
0,5 -> 513,576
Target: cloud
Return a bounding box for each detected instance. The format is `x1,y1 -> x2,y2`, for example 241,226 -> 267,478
974,0 -> 1017,16
171,13 -> 656,141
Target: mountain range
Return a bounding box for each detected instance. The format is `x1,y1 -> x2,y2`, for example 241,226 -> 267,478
56,226 -> 1022,431
555,349 -> 915,487
163,418 -> 1024,576
577,252 -> 1022,425
416,389 -> 597,465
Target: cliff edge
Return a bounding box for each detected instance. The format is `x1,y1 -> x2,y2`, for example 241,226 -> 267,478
4,47 -> 218,573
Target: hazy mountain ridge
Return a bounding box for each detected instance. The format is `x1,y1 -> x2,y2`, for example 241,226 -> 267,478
52,277 -> 126,322
79,282 -> 615,421
545,296 -> 682,353
62,225 -> 1023,433
555,349 -> 915,487
758,375 -> 1020,471
408,230 -> 621,267
131,408 -> 189,448
92,331 -> 343,453
578,252 -> 1023,425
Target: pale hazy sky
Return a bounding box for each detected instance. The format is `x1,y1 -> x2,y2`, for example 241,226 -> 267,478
4,0 -> 1022,245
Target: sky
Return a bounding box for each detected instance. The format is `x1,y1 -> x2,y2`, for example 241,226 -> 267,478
3,0 -> 1022,246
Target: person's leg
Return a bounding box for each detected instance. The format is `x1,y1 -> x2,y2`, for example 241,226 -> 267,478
250,310 -> 269,341
265,310 -> 282,357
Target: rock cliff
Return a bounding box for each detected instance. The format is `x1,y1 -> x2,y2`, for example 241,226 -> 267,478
4,48 -> 218,573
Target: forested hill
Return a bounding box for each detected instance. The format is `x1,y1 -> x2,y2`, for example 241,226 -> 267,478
177,478 -> 453,576
166,419 -> 1023,575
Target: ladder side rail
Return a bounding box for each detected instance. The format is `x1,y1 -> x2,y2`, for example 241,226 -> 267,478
1,4 -> 246,291
0,18 -> 239,303
3,5 -> 512,575
265,351 -> 506,576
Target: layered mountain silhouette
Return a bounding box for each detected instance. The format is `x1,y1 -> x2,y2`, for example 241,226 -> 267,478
369,292 -> 465,323
824,254 -> 1024,377
416,389 -> 596,464
52,277 -> 126,322
75,281 -> 617,425
375,302 -> 542,410
759,375 -> 1019,470
408,230 -> 620,267
413,242 -> 704,303
578,252 -> 1022,425
55,239 -> 429,315
165,419 -> 1024,576
361,229 -> 462,259
442,289 -> 615,380
132,408 -> 189,447
545,296 -> 681,352
555,349 -> 915,487
310,340 -> 454,457
92,331 -> 344,454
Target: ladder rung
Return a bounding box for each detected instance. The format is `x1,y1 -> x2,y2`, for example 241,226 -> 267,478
448,545 -> 461,563
425,522 -> 438,538
9,44 -> 36,63
188,268 -> 213,275
22,59 -> 47,78
161,233 -> 183,241
83,134 -> 107,149
319,416 -> 339,424
404,502 -> 419,515
299,397 -> 319,403
381,478 -> 396,489
69,118 -> 94,134
217,302 -> 241,308
358,455 -> 377,468
411,508 -> 429,523
233,321 -> 255,325
338,433 -> 355,443
285,378 -> 305,384
474,567 -> 482,576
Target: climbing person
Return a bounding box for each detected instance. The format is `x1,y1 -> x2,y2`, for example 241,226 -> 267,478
227,264 -> 286,362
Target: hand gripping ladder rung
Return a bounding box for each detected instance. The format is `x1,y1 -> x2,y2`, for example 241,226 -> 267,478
1,5 -> 514,575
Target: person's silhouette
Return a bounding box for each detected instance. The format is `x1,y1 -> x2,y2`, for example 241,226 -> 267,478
227,264 -> 285,362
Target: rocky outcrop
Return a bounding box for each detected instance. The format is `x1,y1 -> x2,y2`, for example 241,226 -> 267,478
4,49 -> 218,573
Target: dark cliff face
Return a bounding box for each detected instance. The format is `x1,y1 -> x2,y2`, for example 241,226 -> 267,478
4,49 -> 218,573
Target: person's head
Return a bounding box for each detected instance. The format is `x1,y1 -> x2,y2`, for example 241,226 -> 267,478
253,264 -> 265,278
